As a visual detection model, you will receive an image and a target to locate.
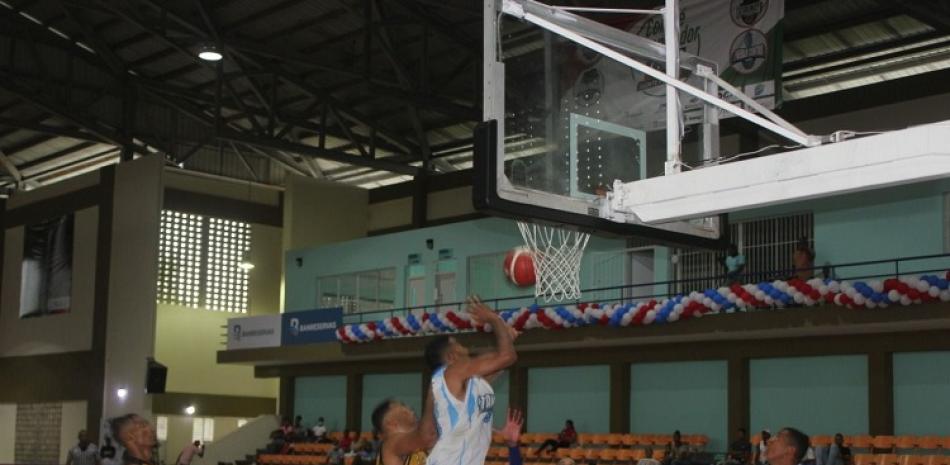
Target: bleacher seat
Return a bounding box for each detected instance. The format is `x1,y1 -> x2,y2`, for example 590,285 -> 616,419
874,436 -> 897,452
852,436 -> 875,450
878,454 -> 901,465
895,436 -> 918,450
854,453 -> 876,465
812,435 -> 834,447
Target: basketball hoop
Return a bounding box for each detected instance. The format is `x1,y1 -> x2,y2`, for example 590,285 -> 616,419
517,221 -> 591,301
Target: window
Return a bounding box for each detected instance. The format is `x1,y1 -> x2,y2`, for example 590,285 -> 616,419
156,416 -> 168,442
192,417 -> 215,443
316,268 -> 396,313
673,213 -> 814,292
158,210 -> 251,312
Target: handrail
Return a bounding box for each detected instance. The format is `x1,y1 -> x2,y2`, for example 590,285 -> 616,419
337,252 -> 950,324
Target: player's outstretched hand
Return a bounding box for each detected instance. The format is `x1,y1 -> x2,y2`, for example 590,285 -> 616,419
467,295 -> 499,326
501,408 -> 524,447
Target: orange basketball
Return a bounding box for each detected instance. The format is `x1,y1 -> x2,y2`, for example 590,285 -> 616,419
504,246 -> 536,287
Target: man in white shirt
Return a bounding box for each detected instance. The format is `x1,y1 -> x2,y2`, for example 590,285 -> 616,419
312,417 -> 329,443
66,430 -> 100,465
637,448 -> 661,465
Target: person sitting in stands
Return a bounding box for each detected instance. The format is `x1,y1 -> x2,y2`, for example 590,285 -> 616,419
312,417 -> 331,443
729,428 -> 752,465
536,420 -> 577,454
753,430 -> 771,465
637,448 -> 661,465
824,434 -> 851,465
719,244 -> 746,284
792,237 -> 815,280
663,431 -> 691,465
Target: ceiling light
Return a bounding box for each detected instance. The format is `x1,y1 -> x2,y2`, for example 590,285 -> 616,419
239,249 -> 254,271
197,44 -> 223,62
116,388 -> 128,399
184,405 -> 196,415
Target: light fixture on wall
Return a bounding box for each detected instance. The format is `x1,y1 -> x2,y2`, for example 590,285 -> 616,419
116,388 -> 128,400
197,43 -> 223,62
184,405 -> 196,415
239,250 -> 255,271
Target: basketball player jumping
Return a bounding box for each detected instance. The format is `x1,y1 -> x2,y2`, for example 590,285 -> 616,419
423,296 -> 519,465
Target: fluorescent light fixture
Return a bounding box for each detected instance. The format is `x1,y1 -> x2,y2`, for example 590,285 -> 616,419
197,44 -> 223,62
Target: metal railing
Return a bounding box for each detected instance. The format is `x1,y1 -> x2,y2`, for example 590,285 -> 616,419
339,252 -> 950,324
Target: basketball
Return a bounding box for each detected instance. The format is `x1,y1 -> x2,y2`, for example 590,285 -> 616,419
504,246 -> 536,287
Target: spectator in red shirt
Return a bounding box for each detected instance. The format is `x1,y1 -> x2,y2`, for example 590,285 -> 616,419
536,420 -> 576,454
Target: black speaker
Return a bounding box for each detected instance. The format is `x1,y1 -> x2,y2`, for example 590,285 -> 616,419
145,358 -> 167,394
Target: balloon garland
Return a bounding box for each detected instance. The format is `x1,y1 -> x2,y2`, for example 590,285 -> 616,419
336,272 -> 950,344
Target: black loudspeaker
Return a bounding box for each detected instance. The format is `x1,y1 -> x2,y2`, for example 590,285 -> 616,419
145,358 -> 167,394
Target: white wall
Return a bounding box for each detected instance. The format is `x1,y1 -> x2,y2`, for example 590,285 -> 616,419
59,401 -> 88,465
102,156 -> 163,420
0,404 -> 16,464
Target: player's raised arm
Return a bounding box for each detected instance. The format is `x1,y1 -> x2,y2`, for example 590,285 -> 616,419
454,296 -> 517,379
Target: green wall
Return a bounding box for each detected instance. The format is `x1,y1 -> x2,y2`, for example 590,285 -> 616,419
630,361 -> 727,451
295,376 -> 347,431
493,371 -> 510,428
361,373 -> 422,432
285,217 -> 627,316
528,365 -> 610,433
893,351 -> 950,435
750,356 -> 868,436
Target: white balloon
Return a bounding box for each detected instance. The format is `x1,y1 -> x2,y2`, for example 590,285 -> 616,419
865,301 -> 876,309
871,281 -> 884,293
764,296 -> 774,305
668,312 -> 680,322
916,280 -> 930,292
643,313 -> 655,324
941,290 -> 950,302
888,290 -> 901,302
818,285 -> 829,295
854,295 -> 866,306
755,291 -> 767,301
794,294 -> 804,304
674,304 -> 684,313
900,296 -> 912,306
710,303 -> 721,312
702,298 -> 713,307
929,286 -> 940,297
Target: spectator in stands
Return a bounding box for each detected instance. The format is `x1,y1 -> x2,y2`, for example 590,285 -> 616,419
293,415 -> 307,441
536,419 -> 577,454
312,417 -> 330,443
66,430 -> 100,465
339,429 -> 354,451
753,430 -> 771,465
110,414 -> 158,465
266,429 -> 289,455
371,396 -> 436,465
719,244 -> 746,284
280,417 -> 294,437
664,431 -> 691,465
792,237 -> 815,280
637,448 -> 661,465
729,428 -> 752,465
824,434 -> 851,465
764,428 -> 809,465
175,440 -> 204,465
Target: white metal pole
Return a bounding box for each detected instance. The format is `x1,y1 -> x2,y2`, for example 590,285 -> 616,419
664,0 -> 681,175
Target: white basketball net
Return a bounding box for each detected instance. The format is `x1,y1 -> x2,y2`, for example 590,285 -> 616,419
517,221 -> 591,302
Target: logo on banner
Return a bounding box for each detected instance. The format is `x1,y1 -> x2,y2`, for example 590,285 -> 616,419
731,0 -> 770,27
282,308 -> 342,345
232,324 -> 243,341
730,29 -> 768,74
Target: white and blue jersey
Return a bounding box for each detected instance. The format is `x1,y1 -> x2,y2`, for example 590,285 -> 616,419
426,366 -> 495,465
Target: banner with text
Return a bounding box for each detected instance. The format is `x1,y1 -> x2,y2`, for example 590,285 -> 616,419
281,308 -> 343,345
227,314 -> 282,350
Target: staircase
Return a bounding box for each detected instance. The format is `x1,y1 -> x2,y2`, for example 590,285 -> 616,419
192,415 -> 278,465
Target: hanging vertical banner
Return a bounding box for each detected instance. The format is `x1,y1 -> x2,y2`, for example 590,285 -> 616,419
556,0 -> 784,131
